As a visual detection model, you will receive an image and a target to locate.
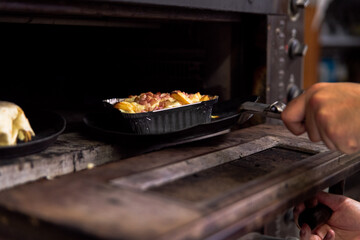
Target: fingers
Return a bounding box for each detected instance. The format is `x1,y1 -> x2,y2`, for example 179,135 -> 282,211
303,92 -> 338,151
299,224 -> 320,240
281,82 -> 340,151
293,203 -> 306,228
293,196 -> 318,229
299,224 -> 311,240
313,225 -> 335,240
294,192 -> 339,221
301,86 -> 329,145
281,93 -> 306,135
295,192 -> 340,240
299,223 -> 335,240
294,197 -> 318,215
281,84 -> 325,138
304,105 -> 337,151
304,198 -> 318,208
303,95 -> 321,143
323,229 -> 335,240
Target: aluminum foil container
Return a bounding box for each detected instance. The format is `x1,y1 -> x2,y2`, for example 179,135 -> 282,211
103,96 -> 218,134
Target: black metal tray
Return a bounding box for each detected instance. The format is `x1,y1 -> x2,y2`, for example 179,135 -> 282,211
84,96 -> 258,145
0,110 -> 66,158
103,96 -> 218,134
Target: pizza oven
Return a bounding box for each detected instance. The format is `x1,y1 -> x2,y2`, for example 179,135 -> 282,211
0,1 -> 360,240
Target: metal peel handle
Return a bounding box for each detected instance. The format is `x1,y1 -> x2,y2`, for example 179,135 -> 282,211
239,101 -> 286,119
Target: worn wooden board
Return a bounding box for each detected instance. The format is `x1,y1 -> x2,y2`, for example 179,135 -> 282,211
0,124 -> 359,240
0,132 -> 135,191
0,179 -> 201,240
0,127 -> 236,191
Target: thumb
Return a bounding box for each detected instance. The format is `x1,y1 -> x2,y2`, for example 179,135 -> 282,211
316,191 -> 346,211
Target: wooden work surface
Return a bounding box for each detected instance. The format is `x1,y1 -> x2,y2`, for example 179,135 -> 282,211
0,124 -> 359,240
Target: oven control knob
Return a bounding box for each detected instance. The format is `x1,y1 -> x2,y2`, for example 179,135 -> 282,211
290,0 -> 310,15
288,38 -> 308,59
287,84 -> 303,102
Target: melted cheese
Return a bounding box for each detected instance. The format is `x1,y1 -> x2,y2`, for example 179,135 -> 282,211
114,91 -> 216,113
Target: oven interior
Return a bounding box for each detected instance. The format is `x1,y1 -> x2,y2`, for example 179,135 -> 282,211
0,15 -> 267,115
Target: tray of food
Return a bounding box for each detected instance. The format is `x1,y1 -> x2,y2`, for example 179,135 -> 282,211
84,96 -> 259,149
103,90 -> 218,134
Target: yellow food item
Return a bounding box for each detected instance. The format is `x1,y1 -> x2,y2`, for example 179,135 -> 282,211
0,101 -> 35,146
170,91 -> 192,105
189,92 -> 202,103
114,102 -> 136,113
113,90 -> 216,113
200,95 -> 210,101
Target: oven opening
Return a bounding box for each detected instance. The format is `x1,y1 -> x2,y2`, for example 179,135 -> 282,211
0,14 -> 267,115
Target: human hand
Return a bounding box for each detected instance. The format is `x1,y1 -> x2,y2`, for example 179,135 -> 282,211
294,191 -> 360,240
281,82 -> 360,154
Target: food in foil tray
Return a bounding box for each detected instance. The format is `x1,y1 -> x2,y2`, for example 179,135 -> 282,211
104,90 -> 218,134
113,90 -> 216,113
